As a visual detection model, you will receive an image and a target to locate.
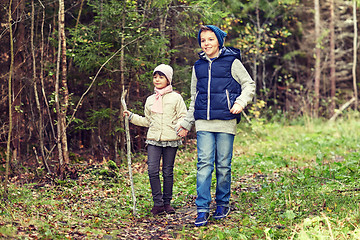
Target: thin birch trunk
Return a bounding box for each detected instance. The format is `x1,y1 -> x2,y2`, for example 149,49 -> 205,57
42,10 -> 56,144
12,0 -> 26,163
59,0 -> 70,165
353,0 -> 358,110
252,0 -> 260,104
31,0 -> 51,173
56,0 -> 64,178
4,0 -> 14,200
159,5 -> 169,56
39,1 -> 54,160
329,0 -> 336,115
314,0 -> 321,117
119,13 -> 126,162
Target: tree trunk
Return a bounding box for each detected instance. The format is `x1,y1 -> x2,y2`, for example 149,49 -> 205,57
59,0 -> 70,166
39,1 -> 53,165
314,0 -> 321,117
56,0 -> 65,177
159,5 -> 169,56
119,13 -> 126,163
252,1 -> 260,104
353,0 -> 358,110
42,7 -> 57,146
31,0 -> 42,160
31,0 -> 51,173
329,0 -> 336,115
12,0 -> 26,163
4,0 -> 14,200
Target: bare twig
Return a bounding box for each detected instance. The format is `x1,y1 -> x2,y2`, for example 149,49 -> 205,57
329,97 -> 356,121
242,111 -> 251,124
310,175 -> 349,187
336,188 -> 360,193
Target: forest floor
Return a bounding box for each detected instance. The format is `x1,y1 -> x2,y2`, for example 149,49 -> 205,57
1,157 -> 273,239
1,117 -> 360,239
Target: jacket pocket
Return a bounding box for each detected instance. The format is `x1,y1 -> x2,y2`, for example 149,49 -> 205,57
194,91 -> 203,109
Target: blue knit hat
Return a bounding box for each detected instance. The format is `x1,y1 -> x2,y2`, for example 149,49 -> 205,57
198,25 -> 227,48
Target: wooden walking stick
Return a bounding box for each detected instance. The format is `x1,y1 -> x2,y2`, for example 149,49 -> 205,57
121,88 -> 137,215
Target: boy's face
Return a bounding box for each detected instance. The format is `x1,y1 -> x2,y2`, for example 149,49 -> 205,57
153,73 -> 169,89
200,30 -> 220,58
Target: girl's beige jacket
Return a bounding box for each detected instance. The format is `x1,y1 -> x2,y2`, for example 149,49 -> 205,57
130,91 -> 187,142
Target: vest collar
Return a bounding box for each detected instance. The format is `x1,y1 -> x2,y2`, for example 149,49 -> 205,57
198,47 -> 225,61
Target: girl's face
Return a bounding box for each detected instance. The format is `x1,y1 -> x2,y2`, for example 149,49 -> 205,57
200,30 -> 220,59
153,73 -> 169,89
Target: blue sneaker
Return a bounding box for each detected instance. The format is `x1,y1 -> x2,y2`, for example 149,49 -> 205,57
213,206 -> 230,220
194,212 -> 210,227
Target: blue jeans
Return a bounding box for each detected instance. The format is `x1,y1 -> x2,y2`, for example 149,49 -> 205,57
195,131 -> 234,213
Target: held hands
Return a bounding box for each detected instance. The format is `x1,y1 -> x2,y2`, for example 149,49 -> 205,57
230,103 -> 243,115
176,103 -> 242,138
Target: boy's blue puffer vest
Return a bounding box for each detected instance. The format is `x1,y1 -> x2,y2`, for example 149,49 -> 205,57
194,47 -> 242,122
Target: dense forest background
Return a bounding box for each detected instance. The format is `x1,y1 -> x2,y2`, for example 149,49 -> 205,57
0,0 -> 359,179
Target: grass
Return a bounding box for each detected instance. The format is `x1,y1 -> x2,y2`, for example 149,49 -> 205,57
1,114 -> 360,239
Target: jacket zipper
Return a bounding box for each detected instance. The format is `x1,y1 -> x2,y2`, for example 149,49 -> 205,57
207,62 -> 212,120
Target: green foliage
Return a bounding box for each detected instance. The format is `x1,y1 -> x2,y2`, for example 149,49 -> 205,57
68,0 -> 172,74
174,0 -> 229,38
76,108 -> 118,131
69,152 -> 85,163
107,160 -> 119,171
85,161 -> 121,180
199,225 -> 248,239
283,50 -> 307,61
222,0 -> 299,105
68,25 -> 114,72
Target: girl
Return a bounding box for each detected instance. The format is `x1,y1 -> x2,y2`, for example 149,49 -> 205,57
124,64 -> 187,215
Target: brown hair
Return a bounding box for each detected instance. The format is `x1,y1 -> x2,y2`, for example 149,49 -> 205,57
199,25 -> 212,33
153,71 -> 170,84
